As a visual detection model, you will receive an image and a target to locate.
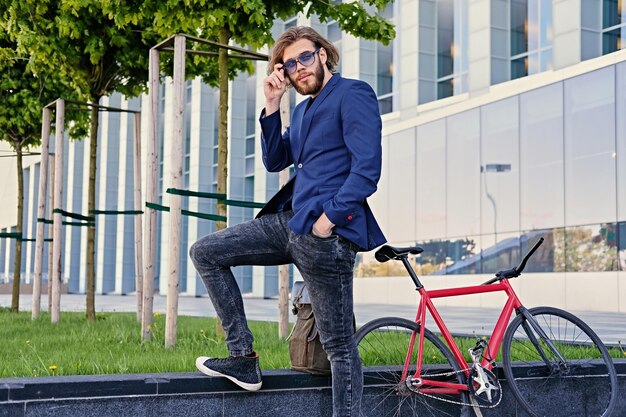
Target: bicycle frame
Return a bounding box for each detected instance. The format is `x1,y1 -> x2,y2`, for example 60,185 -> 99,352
402,278 -> 523,394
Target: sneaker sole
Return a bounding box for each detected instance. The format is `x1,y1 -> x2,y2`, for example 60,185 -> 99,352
195,356 -> 262,392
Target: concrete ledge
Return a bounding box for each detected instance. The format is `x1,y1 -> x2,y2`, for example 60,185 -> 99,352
1,361 -> 625,417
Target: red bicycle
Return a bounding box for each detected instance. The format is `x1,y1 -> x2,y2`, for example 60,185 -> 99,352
356,237 -> 618,417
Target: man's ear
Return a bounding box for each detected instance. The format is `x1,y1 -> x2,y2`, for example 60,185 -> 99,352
319,47 -> 328,65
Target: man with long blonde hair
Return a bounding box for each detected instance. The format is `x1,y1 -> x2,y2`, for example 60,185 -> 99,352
190,26 -> 385,417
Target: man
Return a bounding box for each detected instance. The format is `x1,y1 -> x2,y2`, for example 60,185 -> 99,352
189,26 -> 386,417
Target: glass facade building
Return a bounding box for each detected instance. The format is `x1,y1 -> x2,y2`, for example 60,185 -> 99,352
361,62 -> 626,281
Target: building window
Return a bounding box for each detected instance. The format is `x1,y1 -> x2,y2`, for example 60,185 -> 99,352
327,19 -> 342,74
244,73 -> 257,221
510,0 -> 553,80
376,3 -> 394,114
419,0 -> 468,104
603,0 -> 626,54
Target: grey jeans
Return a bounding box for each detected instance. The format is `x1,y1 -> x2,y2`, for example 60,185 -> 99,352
189,210 -> 361,417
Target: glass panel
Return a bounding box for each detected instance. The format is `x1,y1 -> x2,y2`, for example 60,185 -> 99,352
482,232 -> 521,275
378,96 -> 393,114
564,67 -> 616,225
511,0 -> 529,56
527,51 -> 539,74
446,109 -> 480,237
380,2 -> 393,19
564,224 -> 618,272
603,0 -> 621,28
416,120 -> 446,239
413,239 -> 447,276
511,56 -> 528,80
619,221 -> 626,270
245,157 -> 254,176
528,0 -> 539,51
245,137 -> 255,156
245,75 -> 257,136
444,235 -> 482,275
520,82 -> 564,230
354,242 -> 413,277
521,228 -> 566,272
617,63 -> 626,222
376,42 -> 393,96
540,0 -> 553,47
540,48 -> 552,71
387,129 -> 416,243
603,28 -> 621,54
437,78 -> 453,99
480,97 -> 520,235
328,21 -> 341,43
437,0 -> 454,78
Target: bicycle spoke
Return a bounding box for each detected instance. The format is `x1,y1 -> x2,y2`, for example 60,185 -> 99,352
502,307 -> 617,417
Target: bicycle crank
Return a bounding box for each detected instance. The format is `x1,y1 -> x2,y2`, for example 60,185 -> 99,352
468,367 -> 502,405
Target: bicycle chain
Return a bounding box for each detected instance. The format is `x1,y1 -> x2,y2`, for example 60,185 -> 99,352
405,367 -> 503,410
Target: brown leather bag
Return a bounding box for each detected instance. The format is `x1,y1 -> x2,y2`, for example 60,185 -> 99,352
287,282 -> 331,375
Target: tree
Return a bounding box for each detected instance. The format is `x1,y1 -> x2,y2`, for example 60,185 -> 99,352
5,0 -> 165,320
147,0 -> 396,231
0,24 -> 86,313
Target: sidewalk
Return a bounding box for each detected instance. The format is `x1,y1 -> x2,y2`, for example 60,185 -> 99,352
2,293 -> 625,345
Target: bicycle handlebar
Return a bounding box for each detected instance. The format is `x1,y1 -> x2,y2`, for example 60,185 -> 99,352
515,237 -> 544,275
484,237 -> 544,284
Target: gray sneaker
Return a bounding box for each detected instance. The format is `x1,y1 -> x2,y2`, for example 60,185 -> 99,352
195,354 -> 262,391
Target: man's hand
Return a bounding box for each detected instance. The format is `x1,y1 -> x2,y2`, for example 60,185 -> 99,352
312,213 -> 335,238
263,63 -> 289,116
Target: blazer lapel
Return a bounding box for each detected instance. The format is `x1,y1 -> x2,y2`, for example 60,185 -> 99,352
294,73 -> 340,163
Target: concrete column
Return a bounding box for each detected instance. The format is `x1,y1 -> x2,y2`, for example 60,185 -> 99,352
95,97 -> 109,294
469,0 -> 493,93
553,0 -> 584,69
399,0 -> 419,118
114,98 -> 130,294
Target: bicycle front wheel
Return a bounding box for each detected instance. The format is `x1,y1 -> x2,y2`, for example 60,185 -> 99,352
502,306 -> 617,417
356,317 -> 471,417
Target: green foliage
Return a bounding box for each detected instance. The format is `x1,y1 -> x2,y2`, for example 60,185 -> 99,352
0,17 -> 87,150
3,0 -> 396,103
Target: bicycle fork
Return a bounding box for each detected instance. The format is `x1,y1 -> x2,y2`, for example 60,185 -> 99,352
517,306 -> 569,373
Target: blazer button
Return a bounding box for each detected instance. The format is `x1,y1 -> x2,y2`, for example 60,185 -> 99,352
297,163 -> 303,169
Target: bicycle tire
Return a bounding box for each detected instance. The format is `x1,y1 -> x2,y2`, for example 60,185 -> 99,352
356,317 -> 471,417
502,306 -> 617,417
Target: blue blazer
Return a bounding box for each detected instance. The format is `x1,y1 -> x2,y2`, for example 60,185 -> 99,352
257,73 -> 386,251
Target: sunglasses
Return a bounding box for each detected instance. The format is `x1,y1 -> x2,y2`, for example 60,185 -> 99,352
282,48 -> 321,74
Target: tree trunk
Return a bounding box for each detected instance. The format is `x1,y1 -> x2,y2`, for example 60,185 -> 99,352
216,27 -> 231,233
215,27 -> 232,337
11,145 -> 24,312
86,98 -> 100,321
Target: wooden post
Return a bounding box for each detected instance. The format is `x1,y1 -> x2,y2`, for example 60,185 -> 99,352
133,112 -> 144,322
47,155 -> 55,311
142,47 -> 160,341
165,35 -> 185,349
32,107 -> 51,319
51,99 -> 64,323
278,92 -> 291,338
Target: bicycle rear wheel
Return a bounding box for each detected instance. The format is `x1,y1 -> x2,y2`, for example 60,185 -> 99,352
356,317 -> 471,417
502,306 -> 617,417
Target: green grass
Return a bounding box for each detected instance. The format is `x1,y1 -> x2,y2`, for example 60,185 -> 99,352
0,308 -> 291,378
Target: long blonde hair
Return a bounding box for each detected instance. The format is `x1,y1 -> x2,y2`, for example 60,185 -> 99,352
268,26 -> 340,75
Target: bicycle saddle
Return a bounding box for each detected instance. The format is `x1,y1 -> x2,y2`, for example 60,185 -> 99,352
375,245 -> 424,262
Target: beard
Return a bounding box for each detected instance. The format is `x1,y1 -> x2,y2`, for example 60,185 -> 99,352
287,60 -> 325,96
